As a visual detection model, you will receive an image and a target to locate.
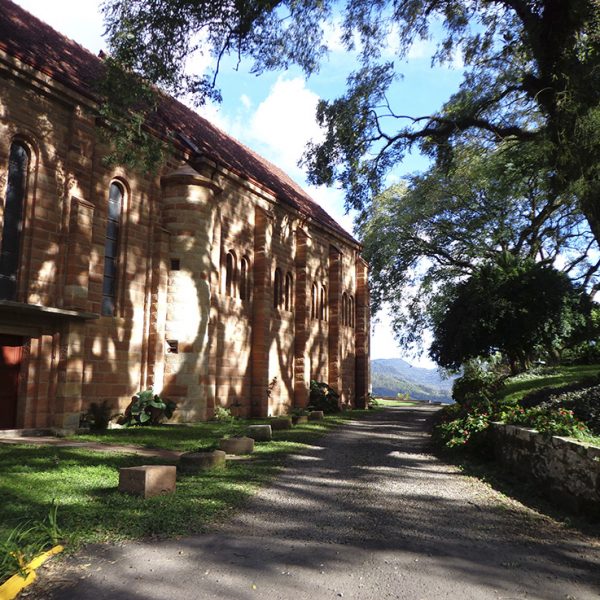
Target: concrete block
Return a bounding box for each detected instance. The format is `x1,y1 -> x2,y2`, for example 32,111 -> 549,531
219,436 -> 255,455
179,450 -> 226,473
118,465 -> 176,498
308,410 -> 325,421
292,415 -> 309,425
270,417 -> 293,430
247,424 -> 272,441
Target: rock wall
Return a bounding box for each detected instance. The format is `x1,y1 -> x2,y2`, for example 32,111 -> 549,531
491,423 -> 600,516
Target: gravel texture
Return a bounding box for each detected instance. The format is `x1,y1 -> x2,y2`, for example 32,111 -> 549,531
26,406 -> 600,599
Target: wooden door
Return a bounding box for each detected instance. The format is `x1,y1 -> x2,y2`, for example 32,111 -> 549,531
0,335 -> 23,429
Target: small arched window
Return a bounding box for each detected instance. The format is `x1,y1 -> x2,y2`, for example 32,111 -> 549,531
0,141 -> 29,300
311,283 -> 318,319
102,181 -> 124,316
349,295 -> 355,328
240,256 -> 250,301
273,267 -> 283,309
225,250 -> 237,297
320,285 -> 327,321
284,272 -> 293,311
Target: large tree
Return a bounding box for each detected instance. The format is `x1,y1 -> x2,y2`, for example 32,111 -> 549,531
429,257 -> 594,372
359,139 -> 599,351
102,0 -> 600,244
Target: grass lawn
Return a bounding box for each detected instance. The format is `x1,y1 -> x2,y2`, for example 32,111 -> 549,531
0,412 -> 365,566
373,398 -> 419,407
500,364 -> 600,405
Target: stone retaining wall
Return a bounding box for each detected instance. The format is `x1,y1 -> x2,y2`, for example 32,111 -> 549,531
491,423 -> 600,516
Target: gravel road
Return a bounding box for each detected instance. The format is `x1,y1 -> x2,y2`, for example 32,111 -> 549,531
28,406 -> 600,599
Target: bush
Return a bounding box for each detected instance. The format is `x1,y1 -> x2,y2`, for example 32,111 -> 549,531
452,360 -> 505,411
213,405 -> 235,422
520,374 -> 600,408
501,404 -> 590,438
308,380 -> 340,414
121,389 -> 176,426
81,400 -> 114,431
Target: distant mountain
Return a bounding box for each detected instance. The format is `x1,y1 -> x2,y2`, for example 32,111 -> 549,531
371,358 -> 456,403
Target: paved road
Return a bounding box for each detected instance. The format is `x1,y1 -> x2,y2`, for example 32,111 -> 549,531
30,407 -> 600,599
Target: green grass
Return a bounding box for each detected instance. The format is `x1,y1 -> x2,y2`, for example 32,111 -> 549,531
500,364 -> 600,405
0,412 -> 365,561
373,398 -> 419,407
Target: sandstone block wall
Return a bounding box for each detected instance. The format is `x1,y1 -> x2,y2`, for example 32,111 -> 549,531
492,423 -> 600,516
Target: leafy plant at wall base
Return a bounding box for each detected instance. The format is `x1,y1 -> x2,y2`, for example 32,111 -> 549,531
81,400 -> 114,431
308,380 -> 341,414
434,409 -> 491,449
501,405 -> 591,438
0,501 -> 62,585
213,406 -> 234,422
121,389 -> 176,426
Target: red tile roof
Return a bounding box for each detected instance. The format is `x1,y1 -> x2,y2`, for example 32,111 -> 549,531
0,0 -> 358,245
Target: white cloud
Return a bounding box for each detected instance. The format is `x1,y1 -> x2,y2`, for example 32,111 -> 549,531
248,77 -> 324,178
240,94 -> 252,109
305,184 -> 355,237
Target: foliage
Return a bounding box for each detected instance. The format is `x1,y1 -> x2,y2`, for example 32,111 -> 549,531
308,380 -> 341,414
451,360 -> 505,409
121,389 -> 176,427
500,405 -> 590,439
359,142 -> 599,349
430,257 -> 595,372
99,0 -> 600,258
434,407 -> 491,449
0,502 -> 61,585
213,405 -> 235,423
81,400 -> 114,431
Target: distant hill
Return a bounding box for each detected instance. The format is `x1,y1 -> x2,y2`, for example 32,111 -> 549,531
371,358 -> 456,403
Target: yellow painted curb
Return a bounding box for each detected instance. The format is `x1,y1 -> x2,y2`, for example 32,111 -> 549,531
0,545 -> 63,600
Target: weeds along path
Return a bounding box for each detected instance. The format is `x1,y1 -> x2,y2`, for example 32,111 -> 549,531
30,407 -> 600,600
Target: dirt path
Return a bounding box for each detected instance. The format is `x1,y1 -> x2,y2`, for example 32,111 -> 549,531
29,407 -> 600,599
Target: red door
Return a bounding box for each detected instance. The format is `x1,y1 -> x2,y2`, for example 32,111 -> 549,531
0,335 -> 23,429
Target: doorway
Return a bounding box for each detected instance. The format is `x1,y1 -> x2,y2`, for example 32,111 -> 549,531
0,334 -> 24,428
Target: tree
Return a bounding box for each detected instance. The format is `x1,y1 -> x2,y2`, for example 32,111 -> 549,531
429,257 -> 594,373
359,139 -> 599,351
102,0 -> 600,246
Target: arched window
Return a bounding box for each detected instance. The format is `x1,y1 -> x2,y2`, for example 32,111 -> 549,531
102,181 -> 124,316
311,283 -> 318,319
349,295 -> 355,328
225,250 -> 237,297
273,267 -> 283,309
0,141 -> 29,300
341,292 -> 348,326
320,285 -> 327,321
239,256 -> 250,301
284,272 -> 293,311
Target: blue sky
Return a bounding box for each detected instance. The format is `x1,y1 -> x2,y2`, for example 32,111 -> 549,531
14,0 -> 465,367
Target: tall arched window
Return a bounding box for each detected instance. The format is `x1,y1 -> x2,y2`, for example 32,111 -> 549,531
0,141 -> 29,300
284,272 -> 293,311
320,285 -> 327,321
225,250 -> 237,297
311,283 -> 318,319
341,292 -> 348,326
273,267 -> 283,309
102,181 -> 124,316
349,295 -> 355,328
240,256 -> 250,300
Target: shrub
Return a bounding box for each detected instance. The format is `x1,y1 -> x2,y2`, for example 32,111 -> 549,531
308,380 -> 340,414
213,405 -> 234,422
452,360 -> 505,411
501,404 -> 590,438
81,400 -> 114,431
121,389 -> 176,426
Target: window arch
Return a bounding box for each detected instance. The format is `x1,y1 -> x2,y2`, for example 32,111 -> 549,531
0,141 -> 29,300
273,267 -> 283,309
239,256 -> 250,301
102,181 -> 124,316
225,250 -> 237,297
349,295 -> 355,328
284,272 -> 293,311
320,285 -> 327,321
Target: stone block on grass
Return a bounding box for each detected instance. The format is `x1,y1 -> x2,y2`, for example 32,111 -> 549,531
219,436 -> 255,455
270,417 -> 293,430
118,465 -> 176,498
178,450 -> 226,473
308,410 -> 325,421
247,424 -> 272,441
292,415 -> 309,425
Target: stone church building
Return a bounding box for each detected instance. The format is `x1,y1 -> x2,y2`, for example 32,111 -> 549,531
0,0 -> 370,429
